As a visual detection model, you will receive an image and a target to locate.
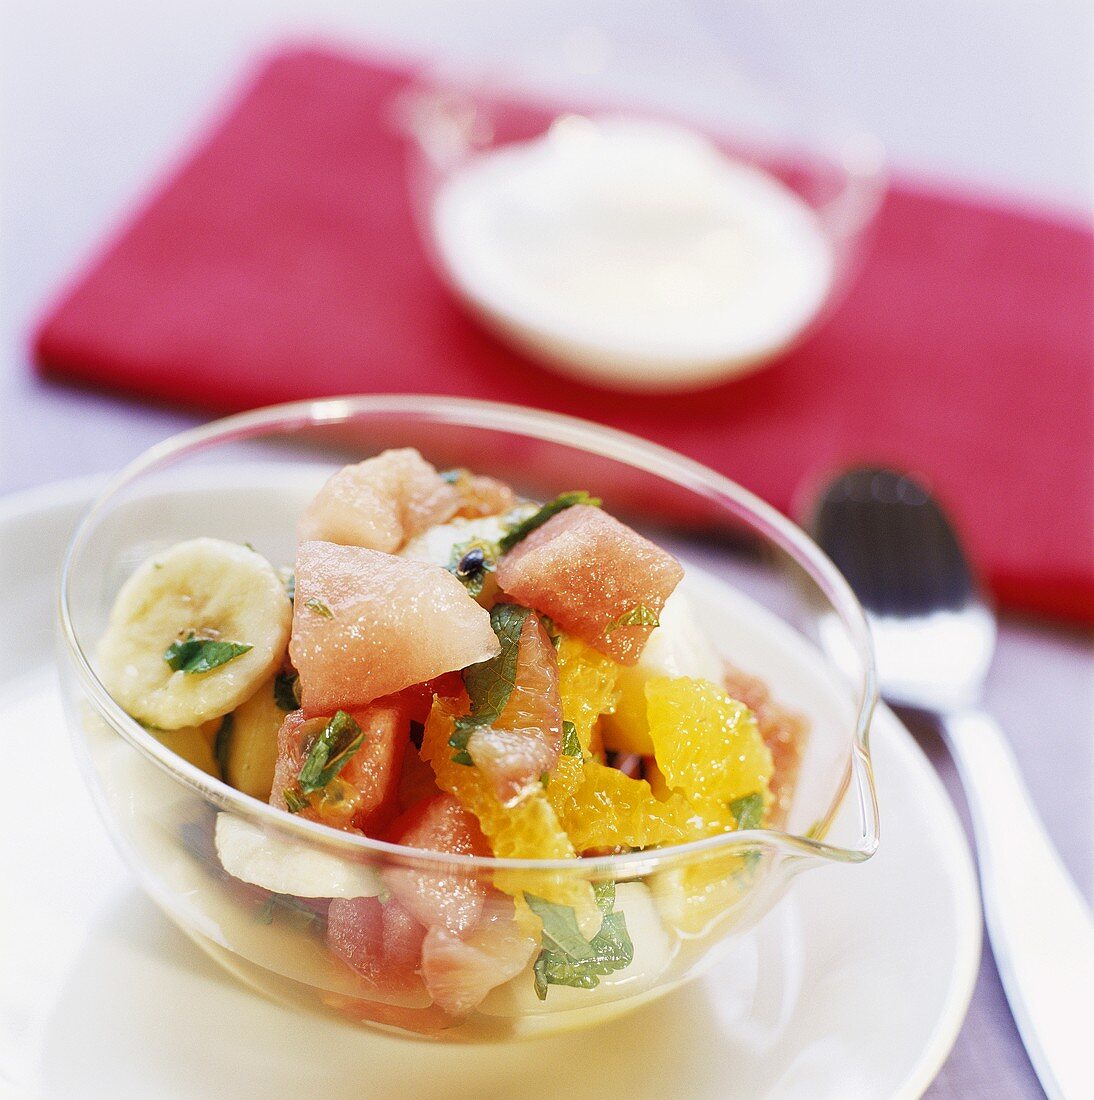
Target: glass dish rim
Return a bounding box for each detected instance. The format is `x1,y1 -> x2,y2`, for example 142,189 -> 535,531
59,394 -> 879,874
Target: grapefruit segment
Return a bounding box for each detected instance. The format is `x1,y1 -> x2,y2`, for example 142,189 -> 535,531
327,894 -> 426,995
290,540 -> 498,714
298,448 -> 459,551
420,899 -> 538,1016
463,608 -> 562,805
444,469 -> 519,519
496,505 -> 684,665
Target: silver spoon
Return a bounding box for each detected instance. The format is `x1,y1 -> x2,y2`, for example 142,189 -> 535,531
809,466 -> 1093,1100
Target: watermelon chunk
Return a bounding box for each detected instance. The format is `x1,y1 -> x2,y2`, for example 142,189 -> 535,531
327,894 -> 426,995
269,697 -> 411,834
419,899 -> 537,1016
291,541 -> 499,714
382,793 -> 491,934
298,448 -> 460,551
496,504 -> 684,665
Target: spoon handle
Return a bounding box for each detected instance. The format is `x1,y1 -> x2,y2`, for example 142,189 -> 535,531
942,708 -> 1094,1100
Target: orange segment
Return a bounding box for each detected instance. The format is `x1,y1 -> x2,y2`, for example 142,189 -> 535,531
645,676 -> 773,810
547,635 -> 621,823
557,760 -> 693,851
555,636 -> 620,752
420,698 -> 598,931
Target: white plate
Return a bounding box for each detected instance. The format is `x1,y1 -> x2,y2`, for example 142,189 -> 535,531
0,479 -> 980,1100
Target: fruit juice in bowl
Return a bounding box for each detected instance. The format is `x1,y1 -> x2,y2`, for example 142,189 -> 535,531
58,396 -> 878,1041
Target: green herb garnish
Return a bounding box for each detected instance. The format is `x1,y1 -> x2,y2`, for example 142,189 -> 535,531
498,491 -> 601,553
447,537 -> 499,599
604,604 -> 660,634
561,721 -> 581,757
304,597 -> 332,619
214,713 -> 233,778
298,711 -> 364,793
283,788 -> 309,814
527,884 -> 634,1000
730,791 -> 765,830
164,633 -> 252,674
274,671 -> 300,711
284,570 -> 296,602
438,468 -> 463,485
449,603 -> 531,765
525,893 -> 596,960
255,893 -> 320,925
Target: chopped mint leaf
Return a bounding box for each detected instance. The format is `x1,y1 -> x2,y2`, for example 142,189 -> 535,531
283,570 -> 296,602
164,633 -> 252,674
214,713 -> 233,779
255,892 -> 320,925
447,537 -> 498,599
243,541 -> 256,552
524,894 -> 596,961
298,711 -> 364,793
498,491 -> 601,553
527,889 -> 634,1001
304,597 -> 332,619
561,721 -> 581,757
449,603 -> 531,763
730,791 -> 765,830
274,671 -> 300,711
604,604 -> 660,634
593,880 -> 617,915
283,787 -> 309,814
438,468 -> 463,485
448,722 -> 475,766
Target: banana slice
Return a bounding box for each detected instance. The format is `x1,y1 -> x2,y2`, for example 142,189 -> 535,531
214,812 -> 382,899
149,718 -> 223,778
220,675 -> 288,800
97,538 -> 292,730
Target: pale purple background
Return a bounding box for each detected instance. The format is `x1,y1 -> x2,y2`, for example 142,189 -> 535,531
1,2 -> 1091,1097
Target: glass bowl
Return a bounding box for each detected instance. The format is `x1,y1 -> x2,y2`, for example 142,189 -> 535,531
395,10 -> 885,392
59,395 -> 878,1041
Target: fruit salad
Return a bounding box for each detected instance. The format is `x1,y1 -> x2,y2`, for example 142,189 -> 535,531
96,448 -> 807,1029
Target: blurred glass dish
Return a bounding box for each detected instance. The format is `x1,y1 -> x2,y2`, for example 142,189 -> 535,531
396,16 -> 885,392
59,395 -> 878,1040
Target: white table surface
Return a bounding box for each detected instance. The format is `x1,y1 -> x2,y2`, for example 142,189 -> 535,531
1,3 -> 1091,1098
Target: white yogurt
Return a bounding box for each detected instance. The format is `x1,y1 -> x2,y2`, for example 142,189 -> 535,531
432,115 -> 833,389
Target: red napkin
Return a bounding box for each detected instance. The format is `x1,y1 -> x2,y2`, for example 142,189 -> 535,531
34,46 -> 1094,625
